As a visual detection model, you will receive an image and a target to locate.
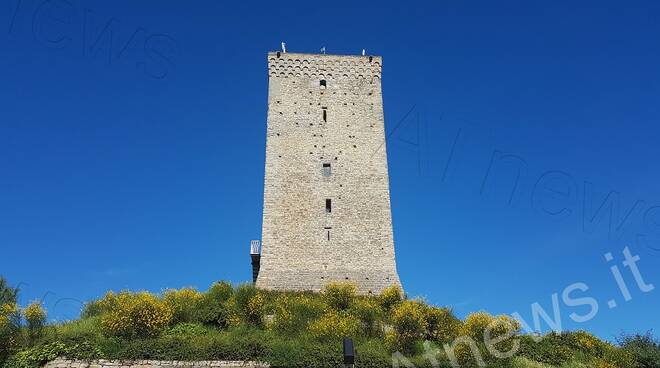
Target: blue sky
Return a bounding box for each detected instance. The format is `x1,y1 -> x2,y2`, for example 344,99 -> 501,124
1,0 -> 659,340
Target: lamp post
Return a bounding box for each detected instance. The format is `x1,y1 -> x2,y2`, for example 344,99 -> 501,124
343,337 -> 355,368
250,240 -> 261,284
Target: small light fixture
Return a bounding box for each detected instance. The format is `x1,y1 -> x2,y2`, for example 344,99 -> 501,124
343,337 -> 355,366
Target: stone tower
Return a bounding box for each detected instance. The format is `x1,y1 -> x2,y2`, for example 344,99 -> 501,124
256,51 -> 402,295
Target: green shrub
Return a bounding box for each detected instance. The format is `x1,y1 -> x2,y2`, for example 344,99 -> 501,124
267,335 -> 342,368
322,282 -> 357,311
194,281 -> 234,328
353,339 -> 392,368
164,322 -> 209,337
618,332 -> 660,368
271,294 -> 325,335
232,284 -> 257,311
600,343 -> 638,368
100,291 -> 173,338
510,357 -> 552,368
163,288 -> 203,324
81,300 -> 104,319
0,278 -> 18,306
97,327 -> 271,361
207,281 -> 234,301
1,303 -> 22,364
378,285 -> 404,311
349,298 -> 383,337
215,327 -> 273,360
565,330 -> 608,357
587,358 -> 619,368
308,311 -> 360,341
3,341 -> 102,368
519,333 -> 575,366
228,284 -> 265,327
51,317 -> 101,343
0,280 -> 650,368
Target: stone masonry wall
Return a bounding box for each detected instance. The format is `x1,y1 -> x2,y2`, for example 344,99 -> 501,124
44,359 -> 269,368
256,52 -> 402,295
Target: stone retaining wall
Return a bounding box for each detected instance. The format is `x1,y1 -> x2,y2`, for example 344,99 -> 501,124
44,358 -> 269,368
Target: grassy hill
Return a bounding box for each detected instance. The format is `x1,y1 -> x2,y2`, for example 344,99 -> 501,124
1,278 -> 658,368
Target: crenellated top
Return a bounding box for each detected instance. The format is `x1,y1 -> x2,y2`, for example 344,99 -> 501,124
267,52 -> 382,80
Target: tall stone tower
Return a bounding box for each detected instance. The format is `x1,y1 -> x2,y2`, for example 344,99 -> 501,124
256,51 -> 401,295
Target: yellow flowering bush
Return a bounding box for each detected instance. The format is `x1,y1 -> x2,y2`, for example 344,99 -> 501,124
448,339 -> 491,367
458,312 -> 520,360
322,282 -> 357,310
0,278 -> 639,368
83,291 -> 118,318
601,346 -> 638,368
163,287 -> 203,324
24,302 -> 46,327
82,291 -> 117,318
0,303 -> 20,325
308,310 -> 360,341
570,330 -> 607,356
485,315 -> 521,355
461,311 -> 494,340
424,306 -> 461,344
24,302 -> 47,340
245,292 -> 266,326
379,285 -> 404,311
386,300 -> 428,354
100,291 -> 173,338
591,338 -> 638,368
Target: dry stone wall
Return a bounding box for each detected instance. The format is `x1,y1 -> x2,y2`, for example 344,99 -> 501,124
256,52 -> 402,295
44,359 -> 269,368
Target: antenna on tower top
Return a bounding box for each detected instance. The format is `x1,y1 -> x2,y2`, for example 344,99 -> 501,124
281,42 -> 286,53
362,49 -> 366,56
320,46 -> 326,54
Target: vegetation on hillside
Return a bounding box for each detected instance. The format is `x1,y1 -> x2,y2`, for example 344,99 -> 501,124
1,277 -> 658,368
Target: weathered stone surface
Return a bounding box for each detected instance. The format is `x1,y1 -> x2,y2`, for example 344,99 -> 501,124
43,360 -> 269,368
257,52 -> 402,295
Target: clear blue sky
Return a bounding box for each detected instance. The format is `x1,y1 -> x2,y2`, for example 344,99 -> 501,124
1,0 -> 659,341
